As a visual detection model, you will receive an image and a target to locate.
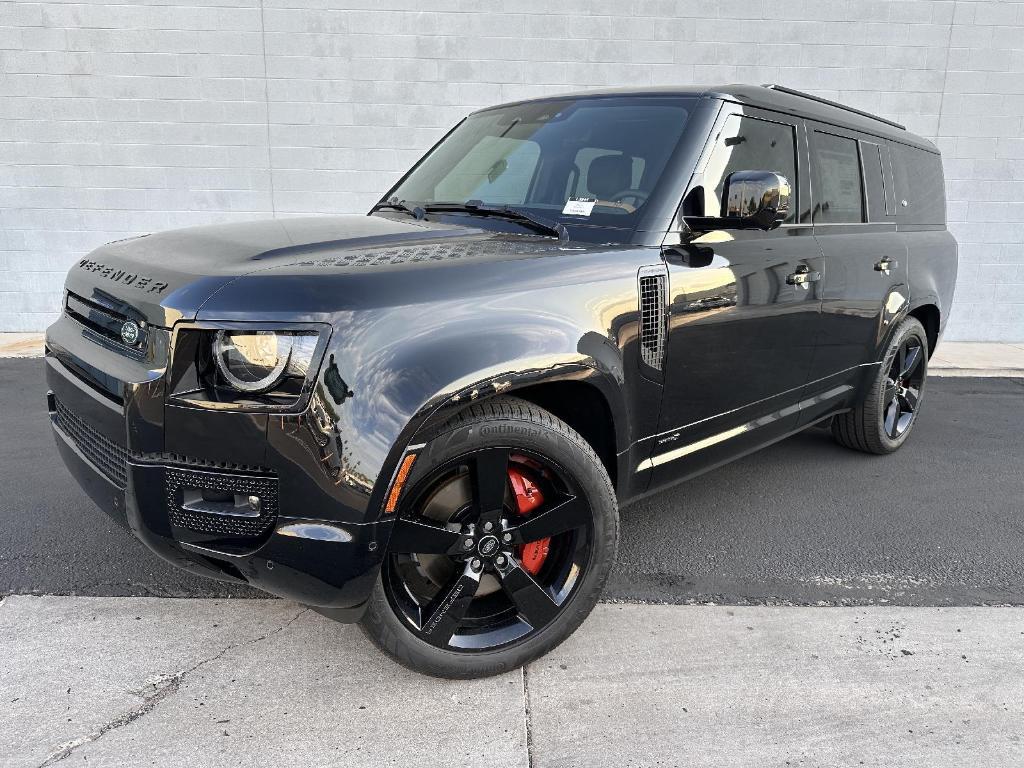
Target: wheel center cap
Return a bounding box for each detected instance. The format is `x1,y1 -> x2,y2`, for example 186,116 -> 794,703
477,535 -> 499,557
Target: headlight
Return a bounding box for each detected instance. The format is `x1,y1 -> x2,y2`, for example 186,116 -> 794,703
168,324 -> 329,411
212,330 -> 311,394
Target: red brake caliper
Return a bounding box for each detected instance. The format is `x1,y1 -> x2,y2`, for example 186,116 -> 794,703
507,466 -> 550,576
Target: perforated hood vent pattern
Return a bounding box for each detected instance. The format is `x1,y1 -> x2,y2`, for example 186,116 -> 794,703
301,238 -> 568,269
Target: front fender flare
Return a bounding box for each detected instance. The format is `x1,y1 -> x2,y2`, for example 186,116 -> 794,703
369,356 -> 629,522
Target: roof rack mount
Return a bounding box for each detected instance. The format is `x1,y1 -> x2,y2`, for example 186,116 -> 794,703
761,84 -> 906,131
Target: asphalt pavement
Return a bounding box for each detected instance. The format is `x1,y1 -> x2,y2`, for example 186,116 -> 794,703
2,358 -> 1023,606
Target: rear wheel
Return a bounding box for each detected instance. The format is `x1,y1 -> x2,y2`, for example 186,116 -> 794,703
832,316 -> 928,454
359,396 -> 618,678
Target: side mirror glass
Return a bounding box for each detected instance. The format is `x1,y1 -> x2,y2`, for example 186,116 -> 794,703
685,170 -> 791,234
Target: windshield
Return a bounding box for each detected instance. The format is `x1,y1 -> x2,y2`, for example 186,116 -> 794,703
381,96 -> 694,239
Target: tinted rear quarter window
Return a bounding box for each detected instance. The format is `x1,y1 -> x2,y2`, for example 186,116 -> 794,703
890,144 -> 946,225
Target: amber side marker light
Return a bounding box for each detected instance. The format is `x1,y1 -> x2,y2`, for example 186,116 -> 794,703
385,453 -> 418,514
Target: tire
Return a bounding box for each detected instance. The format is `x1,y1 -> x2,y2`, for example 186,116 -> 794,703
359,395 -> 618,679
832,316 -> 929,455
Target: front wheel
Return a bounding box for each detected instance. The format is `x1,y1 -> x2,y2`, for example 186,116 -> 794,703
832,316 -> 929,454
359,396 -> 618,678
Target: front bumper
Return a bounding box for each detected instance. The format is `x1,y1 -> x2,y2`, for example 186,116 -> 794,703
45,341 -> 390,623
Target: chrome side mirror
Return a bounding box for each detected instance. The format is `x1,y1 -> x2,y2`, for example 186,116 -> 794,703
684,170 -> 791,234
722,170 -> 791,230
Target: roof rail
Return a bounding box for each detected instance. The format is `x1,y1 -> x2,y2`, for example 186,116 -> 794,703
761,84 -> 906,131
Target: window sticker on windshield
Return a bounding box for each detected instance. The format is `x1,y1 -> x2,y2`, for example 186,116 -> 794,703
562,197 -> 596,216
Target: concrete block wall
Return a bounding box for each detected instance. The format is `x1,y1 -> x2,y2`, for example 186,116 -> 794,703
1,0 -> 1022,339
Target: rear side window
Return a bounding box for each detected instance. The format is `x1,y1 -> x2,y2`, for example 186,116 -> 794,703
890,144 -> 946,225
860,141 -> 892,222
811,132 -> 864,224
700,114 -> 798,223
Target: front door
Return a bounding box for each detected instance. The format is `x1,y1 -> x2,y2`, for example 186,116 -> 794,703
646,105 -> 823,488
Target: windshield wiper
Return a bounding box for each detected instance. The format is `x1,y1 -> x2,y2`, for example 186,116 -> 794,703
423,201 -> 568,241
370,198 -> 426,220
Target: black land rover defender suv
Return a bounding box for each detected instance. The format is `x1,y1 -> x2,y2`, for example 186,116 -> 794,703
46,84 -> 957,678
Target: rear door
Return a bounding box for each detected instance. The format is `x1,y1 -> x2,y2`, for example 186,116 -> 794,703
799,124 -> 909,426
647,104 -> 823,485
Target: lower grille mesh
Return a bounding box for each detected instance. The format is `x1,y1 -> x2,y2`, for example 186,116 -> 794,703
54,400 -> 278,540
166,468 -> 278,538
53,397 -> 128,488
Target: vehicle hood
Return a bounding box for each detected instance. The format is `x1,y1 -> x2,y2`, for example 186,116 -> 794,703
64,214 -> 495,327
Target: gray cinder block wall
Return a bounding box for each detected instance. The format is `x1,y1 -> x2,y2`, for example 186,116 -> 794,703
1,0 -> 1022,340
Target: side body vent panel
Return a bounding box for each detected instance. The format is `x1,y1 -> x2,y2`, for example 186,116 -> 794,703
638,265 -> 668,371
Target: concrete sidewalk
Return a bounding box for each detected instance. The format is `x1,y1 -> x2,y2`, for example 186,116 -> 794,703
3,333 -> 1023,376
929,341 -> 1024,377
0,333 -> 44,358
2,596 -> 1021,767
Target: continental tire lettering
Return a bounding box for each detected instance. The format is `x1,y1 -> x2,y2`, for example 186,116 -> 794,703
479,424 -> 543,439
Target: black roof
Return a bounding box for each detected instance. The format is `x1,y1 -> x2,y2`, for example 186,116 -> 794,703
481,84 -> 937,153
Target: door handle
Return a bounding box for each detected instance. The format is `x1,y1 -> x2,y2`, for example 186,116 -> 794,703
874,257 -> 898,275
786,268 -> 821,286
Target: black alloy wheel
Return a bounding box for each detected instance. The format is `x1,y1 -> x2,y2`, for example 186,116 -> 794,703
384,447 -> 592,651
359,396 -> 618,678
882,336 -> 925,440
832,315 -> 929,454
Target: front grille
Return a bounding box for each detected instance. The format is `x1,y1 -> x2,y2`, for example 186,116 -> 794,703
638,267 -> 667,370
53,397 -> 128,488
53,398 -> 278,538
64,291 -> 147,358
166,468 -> 278,539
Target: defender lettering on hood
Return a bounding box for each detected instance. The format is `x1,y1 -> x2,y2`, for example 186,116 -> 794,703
77,259 -> 169,295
